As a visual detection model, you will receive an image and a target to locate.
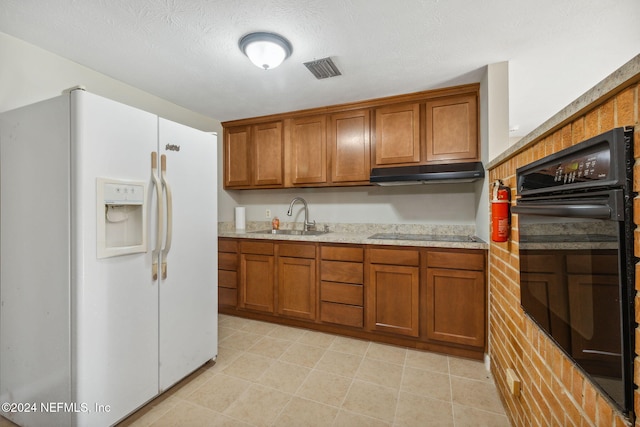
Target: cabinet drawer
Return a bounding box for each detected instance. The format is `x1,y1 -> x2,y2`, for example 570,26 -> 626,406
219,287 -> 237,306
321,245 -> 363,262
321,261 -> 363,284
278,243 -> 316,259
218,269 -> 237,289
321,281 -> 363,306
240,241 -> 274,255
218,252 -> 238,270
368,248 -> 419,266
427,250 -> 484,271
219,238 -> 238,253
320,302 -> 363,328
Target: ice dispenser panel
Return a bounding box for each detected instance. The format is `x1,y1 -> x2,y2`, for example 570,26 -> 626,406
97,178 -> 147,258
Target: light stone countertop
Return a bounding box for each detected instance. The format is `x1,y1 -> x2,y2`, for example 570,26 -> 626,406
218,222 -> 488,250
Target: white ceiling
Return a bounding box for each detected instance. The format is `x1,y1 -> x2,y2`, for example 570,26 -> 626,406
1,0 -> 638,137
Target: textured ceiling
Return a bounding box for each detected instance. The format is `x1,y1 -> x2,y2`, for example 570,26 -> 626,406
1,0 -> 638,137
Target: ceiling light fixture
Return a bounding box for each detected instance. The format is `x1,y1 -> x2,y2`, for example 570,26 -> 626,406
239,32 -> 292,70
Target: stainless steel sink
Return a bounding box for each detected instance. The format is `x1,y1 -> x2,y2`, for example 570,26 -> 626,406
250,229 -> 330,236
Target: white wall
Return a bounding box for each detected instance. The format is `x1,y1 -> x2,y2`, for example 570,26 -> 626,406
223,184 -> 479,226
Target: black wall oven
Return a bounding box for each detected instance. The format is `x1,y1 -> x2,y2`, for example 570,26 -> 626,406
513,127 -> 635,414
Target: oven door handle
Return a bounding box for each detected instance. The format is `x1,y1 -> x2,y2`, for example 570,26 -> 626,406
512,203 -> 612,219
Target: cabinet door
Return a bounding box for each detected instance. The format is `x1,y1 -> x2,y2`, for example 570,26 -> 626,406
329,110 -> 370,183
290,115 -> 327,184
239,253 -> 274,313
253,121 -> 283,186
277,256 -> 317,320
425,94 -> 478,163
367,264 -> 420,337
224,126 -> 251,187
425,268 -> 484,347
374,103 -> 420,166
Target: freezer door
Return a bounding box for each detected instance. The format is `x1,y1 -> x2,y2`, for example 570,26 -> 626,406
71,90 -> 160,426
157,118 -> 217,390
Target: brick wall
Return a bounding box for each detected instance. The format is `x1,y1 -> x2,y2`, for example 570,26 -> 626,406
488,79 -> 640,426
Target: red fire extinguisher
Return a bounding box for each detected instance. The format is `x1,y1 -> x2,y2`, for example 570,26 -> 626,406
491,180 -> 511,242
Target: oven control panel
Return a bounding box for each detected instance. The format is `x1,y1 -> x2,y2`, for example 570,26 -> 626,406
552,150 -> 610,184
518,141 -> 614,194
517,127 -> 630,196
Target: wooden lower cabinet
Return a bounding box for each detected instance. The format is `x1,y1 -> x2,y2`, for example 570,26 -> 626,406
425,250 -> 486,348
277,243 -> 317,320
220,238 -> 487,359
366,248 -> 420,337
218,238 -> 239,307
320,245 -> 364,328
239,241 -> 275,313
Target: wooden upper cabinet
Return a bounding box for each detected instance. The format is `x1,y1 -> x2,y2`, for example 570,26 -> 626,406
289,115 -> 327,185
329,109 -> 371,184
373,103 -> 421,166
253,121 -> 284,186
224,125 -> 251,187
425,93 -> 478,163
223,121 -> 283,189
223,84 -> 480,187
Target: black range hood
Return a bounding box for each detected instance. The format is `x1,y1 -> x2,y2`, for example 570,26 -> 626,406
370,162 -> 485,186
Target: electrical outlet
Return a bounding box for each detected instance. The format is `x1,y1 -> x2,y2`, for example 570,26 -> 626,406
265,209 -> 271,218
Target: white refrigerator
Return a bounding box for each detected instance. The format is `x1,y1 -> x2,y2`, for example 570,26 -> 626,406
0,89 -> 218,426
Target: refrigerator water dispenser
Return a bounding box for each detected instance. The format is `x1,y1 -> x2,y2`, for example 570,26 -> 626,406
97,178 -> 147,258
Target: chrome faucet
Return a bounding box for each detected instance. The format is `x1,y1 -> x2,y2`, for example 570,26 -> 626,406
287,197 -> 316,231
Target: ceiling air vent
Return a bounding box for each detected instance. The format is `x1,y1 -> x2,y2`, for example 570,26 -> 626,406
303,57 -> 341,79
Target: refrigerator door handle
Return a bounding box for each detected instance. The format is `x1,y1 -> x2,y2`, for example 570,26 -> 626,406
151,151 -> 164,280
160,154 -> 173,279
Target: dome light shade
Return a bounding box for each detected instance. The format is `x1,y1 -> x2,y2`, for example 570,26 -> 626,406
239,32 -> 292,70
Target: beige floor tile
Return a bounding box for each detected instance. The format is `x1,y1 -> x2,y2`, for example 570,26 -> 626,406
332,410 -> 391,427
365,342 -> 407,365
185,373 -> 251,413
218,315 -> 249,330
219,330 -> 263,351
401,366 -> 451,402
239,318 -> 279,335
256,360 -> 311,393
170,366 -> 218,399
298,330 -> 337,348
452,403 -> 510,427
329,336 -> 370,356
297,370 -> 353,406
342,380 -> 398,423
404,349 -> 449,374
246,335 -> 292,359
450,377 -> 505,414
395,391 -> 454,427
448,356 -> 493,382
219,325 -> 237,340
274,397 -> 339,427
223,384 -> 292,427
267,324 -> 308,341
212,345 -> 243,371
120,316 -> 510,426
148,400 -> 246,427
315,350 -> 363,377
356,357 -> 403,389
222,352 -> 274,381
280,342 -> 327,368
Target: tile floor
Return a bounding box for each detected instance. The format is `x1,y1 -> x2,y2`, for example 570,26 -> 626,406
121,314 -> 509,426
0,314 -> 510,426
